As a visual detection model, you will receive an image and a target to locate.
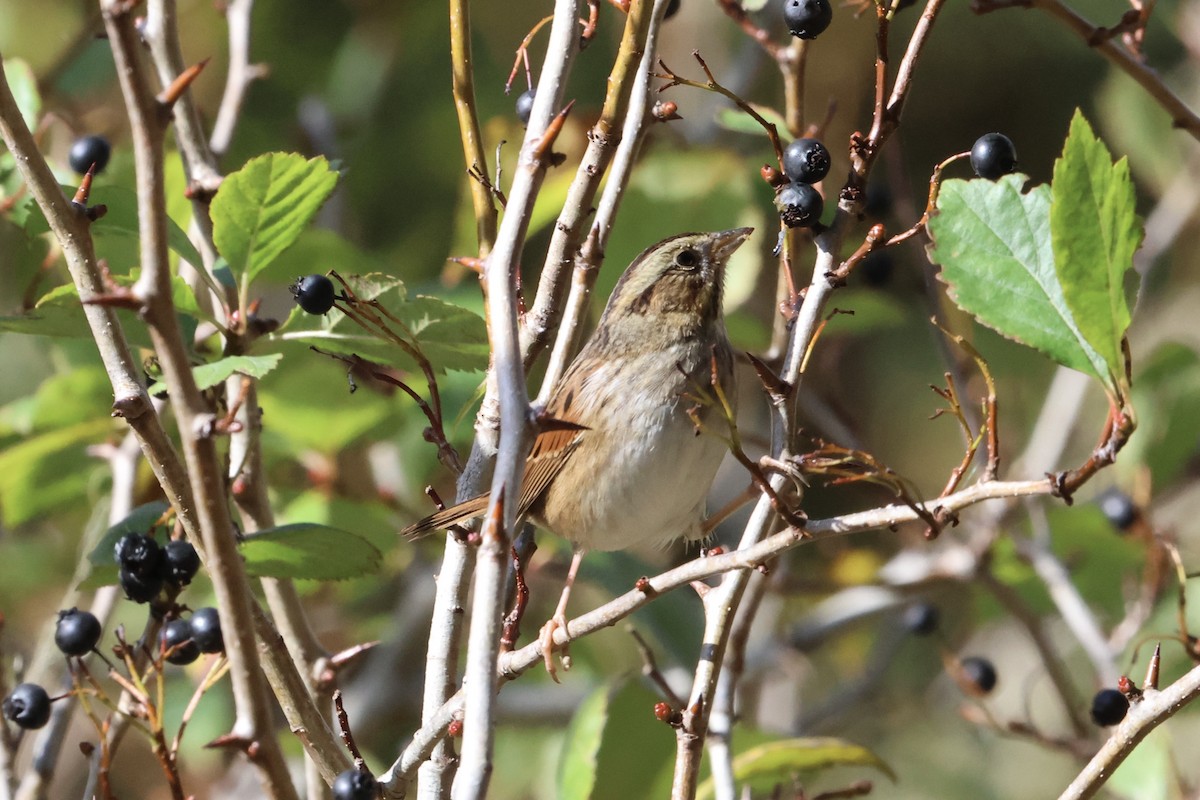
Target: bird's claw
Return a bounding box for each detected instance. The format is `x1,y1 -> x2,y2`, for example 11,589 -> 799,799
538,613 -> 572,683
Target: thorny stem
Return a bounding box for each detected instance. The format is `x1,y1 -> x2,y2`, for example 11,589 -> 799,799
454,3 -> 584,798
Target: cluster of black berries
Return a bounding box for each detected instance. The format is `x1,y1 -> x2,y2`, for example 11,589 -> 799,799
115,533 -> 201,604
776,137 -> 830,228
161,607 -> 225,666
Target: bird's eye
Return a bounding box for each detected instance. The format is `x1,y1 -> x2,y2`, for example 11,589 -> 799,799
674,249 -> 699,269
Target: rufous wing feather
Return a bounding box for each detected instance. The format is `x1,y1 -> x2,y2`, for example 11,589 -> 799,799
401,420 -> 586,539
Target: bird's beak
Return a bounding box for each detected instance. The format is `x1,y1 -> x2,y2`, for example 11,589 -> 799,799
710,227 -> 754,263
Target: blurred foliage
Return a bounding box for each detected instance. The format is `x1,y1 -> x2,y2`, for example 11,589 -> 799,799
1,0 -> 1199,798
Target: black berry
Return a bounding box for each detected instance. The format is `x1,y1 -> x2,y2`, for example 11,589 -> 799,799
190,607 -> 225,654
1090,688 -> 1129,726
969,133 -> 1018,180
777,181 -> 824,229
783,0 -> 832,39
119,568 -> 164,603
164,540 -> 201,587
515,88 -> 536,126
55,608 -> 103,656
332,768 -> 378,800
959,656 -> 998,695
664,0 -> 682,18
115,533 -> 166,603
902,602 -> 939,636
781,138 -> 831,184
1097,488 -> 1138,532
291,274 -> 337,315
161,619 -> 200,665
3,683 -> 52,730
68,135 -> 112,175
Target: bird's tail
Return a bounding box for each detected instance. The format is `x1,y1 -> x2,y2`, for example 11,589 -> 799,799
401,494 -> 490,539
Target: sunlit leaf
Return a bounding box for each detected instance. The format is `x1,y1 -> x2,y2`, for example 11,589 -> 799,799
557,682 -> 611,800
147,353 -> 283,395
239,523 -> 381,580
696,737 -> 896,800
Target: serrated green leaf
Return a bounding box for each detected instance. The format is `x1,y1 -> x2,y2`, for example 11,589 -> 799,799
3,58 -> 40,130
927,175 -> 1111,386
557,682 -> 612,800
0,419 -> 115,526
1050,110 -> 1141,396
211,153 -> 339,283
239,523 -> 381,580
696,738 -> 895,800
147,353 -> 283,395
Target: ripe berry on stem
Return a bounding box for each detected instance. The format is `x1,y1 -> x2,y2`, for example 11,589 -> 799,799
783,0 -> 833,39
782,138 -> 831,184
161,619 -> 200,665
1097,488 -> 1138,532
55,608 -> 103,656
68,135 -> 112,175
291,274 -> 337,315
970,133 -> 1018,180
115,533 -> 166,603
777,181 -> 823,229
190,607 -> 225,653
164,540 -> 201,587
902,602 -> 939,636
3,683 -> 52,730
959,656 -> 998,695
515,88 -> 536,126
1090,688 -> 1129,726
332,769 -> 378,800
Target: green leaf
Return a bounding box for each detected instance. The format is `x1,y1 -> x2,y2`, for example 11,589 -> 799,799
557,682 -> 612,800
0,419 -> 114,527
927,174 -> 1111,386
695,738 -> 895,800
147,353 -> 283,395
210,153 -> 339,283
1050,110 -> 1141,395
3,58 -> 40,130
239,523 -> 381,580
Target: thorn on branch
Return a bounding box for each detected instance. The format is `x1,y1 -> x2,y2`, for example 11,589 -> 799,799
157,58 -> 210,109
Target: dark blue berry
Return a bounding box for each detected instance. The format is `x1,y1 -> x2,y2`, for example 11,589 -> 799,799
161,619 -> 200,665
1090,688 -> 1129,726
291,274 -> 337,315
68,135 -> 112,175
332,768 -> 378,800
164,540 -> 201,587
3,683 -> 52,730
970,133 -> 1018,180
782,138 -> 831,184
777,181 -> 824,229
784,0 -> 832,39
959,656 -> 997,695
902,602 -> 939,636
1097,488 -> 1138,532
55,608 -> 102,656
190,608 -> 225,654
515,88 -> 536,126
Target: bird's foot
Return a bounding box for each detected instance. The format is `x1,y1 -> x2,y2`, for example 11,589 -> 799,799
538,613 -> 572,683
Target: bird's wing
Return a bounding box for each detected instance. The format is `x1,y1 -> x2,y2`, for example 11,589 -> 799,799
401,421 -> 585,539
